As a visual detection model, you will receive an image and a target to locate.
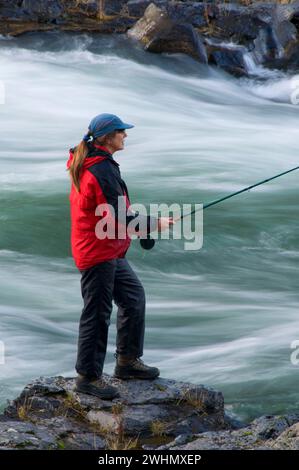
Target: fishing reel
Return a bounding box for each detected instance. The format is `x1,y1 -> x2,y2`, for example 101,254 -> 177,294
139,235 -> 155,250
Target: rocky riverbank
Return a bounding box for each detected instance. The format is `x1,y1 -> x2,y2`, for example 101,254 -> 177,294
1,1 -> 299,76
1,375 -> 299,450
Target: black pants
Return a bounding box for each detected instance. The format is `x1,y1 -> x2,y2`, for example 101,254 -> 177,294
75,258 -> 146,379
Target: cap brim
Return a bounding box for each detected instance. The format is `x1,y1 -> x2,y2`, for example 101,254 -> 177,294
120,123 -> 134,129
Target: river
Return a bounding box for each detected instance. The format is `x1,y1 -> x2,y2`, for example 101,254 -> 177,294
0,31 -> 298,422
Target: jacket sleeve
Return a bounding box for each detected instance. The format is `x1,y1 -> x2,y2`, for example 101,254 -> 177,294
89,162 -> 157,235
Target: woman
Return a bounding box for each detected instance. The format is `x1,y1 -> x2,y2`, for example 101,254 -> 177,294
67,113 -> 174,400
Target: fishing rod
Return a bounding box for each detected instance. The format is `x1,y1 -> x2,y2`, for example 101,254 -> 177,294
140,164 -> 299,250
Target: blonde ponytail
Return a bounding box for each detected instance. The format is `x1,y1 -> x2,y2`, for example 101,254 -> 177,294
68,140 -> 89,193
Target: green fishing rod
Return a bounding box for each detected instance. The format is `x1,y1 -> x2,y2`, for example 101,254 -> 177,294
140,164 -> 299,250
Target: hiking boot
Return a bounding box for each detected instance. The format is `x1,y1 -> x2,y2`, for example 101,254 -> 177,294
114,354 -> 160,380
75,374 -> 120,400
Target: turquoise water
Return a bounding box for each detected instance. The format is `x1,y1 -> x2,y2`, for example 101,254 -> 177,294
0,32 -> 299,421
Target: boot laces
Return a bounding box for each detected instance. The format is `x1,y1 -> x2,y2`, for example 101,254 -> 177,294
131,358 -> 146,369
114,353 -> 146,368
91,377 -> 107,387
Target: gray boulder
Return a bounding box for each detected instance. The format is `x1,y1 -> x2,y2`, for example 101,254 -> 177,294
127,3 -> 208,64
2,374 -> 299,450
268,422 -> 299,450
2,374 -> 226,450
208,2 -> 299,69
166,413 -> 299,450
206,39 -> 252,76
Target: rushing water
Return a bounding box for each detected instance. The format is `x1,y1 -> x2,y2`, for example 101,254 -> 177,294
0,32 -> 298,422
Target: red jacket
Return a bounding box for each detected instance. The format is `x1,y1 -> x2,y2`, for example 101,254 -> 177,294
67,144 -> 133,271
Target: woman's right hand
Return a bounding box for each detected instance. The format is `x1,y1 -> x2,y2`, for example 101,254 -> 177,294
157,216 -> 177,232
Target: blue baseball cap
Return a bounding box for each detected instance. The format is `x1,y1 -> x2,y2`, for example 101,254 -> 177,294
83,113 -> 134,142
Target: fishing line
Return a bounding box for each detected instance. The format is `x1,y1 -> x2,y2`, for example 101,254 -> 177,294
139,165 -> 299,250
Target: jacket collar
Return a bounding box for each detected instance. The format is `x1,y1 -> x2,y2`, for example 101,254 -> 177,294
87,143 -> 119,166
93,144 -> 112,155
